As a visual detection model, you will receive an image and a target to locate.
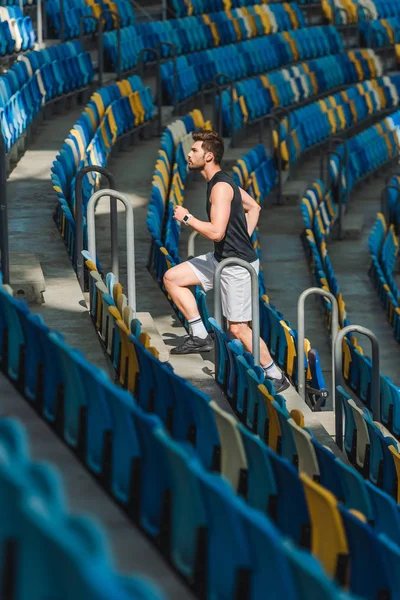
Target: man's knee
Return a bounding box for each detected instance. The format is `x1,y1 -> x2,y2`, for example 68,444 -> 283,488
163,267 -> 177,288
229,321 -> 249,338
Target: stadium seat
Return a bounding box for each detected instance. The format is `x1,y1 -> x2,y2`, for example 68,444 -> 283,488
301,474 -> 349,582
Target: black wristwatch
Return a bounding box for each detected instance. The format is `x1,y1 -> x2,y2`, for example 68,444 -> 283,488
182,213 -> 193,226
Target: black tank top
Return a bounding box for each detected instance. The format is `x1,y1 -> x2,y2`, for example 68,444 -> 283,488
206,171 -> 258,263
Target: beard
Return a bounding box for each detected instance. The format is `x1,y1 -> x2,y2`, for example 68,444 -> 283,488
188,161 -> 205,171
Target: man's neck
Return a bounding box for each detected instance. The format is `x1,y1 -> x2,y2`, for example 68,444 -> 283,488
201,164 -> 222,182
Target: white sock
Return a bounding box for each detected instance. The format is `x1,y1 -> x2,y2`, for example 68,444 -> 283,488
263,360 -> 281,380
188,316 -> 208,339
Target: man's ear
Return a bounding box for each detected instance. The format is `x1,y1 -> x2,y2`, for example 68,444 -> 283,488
206,152 -> 213,163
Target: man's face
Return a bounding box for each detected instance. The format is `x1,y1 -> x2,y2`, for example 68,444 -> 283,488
188,140 -> 210,170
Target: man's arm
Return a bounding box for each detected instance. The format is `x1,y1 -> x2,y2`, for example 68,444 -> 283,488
239,186 -> 261,237
174,182 -> 232,242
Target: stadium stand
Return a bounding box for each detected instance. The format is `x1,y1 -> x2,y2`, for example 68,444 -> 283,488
4,258 -> 400,597
4,0 -> 400,598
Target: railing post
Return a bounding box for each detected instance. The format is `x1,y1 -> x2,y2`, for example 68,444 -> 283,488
37,0 -> 43,48
157,42 -> 178,109
75,165 -> 117,290
213,257 -> 260,366
329,138 -> 349,239
264,114 -> 282,205
334,325 -> 380,449
79,15 -> 100,49
380,184 -> 400,227
99,10 -> 122,84
138,48 -> 161,134
87,189 -> 136,315
212,73 -> 233,140
297,288 -> 338,406
187,230 -> 199,258
320,149 -> 344,238
0,129 -> 9,285
59,0 -> 65,42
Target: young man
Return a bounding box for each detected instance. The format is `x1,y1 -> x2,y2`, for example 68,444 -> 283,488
163,130 -> 289,393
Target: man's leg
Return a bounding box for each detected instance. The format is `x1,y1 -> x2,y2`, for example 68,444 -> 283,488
163,262 -> 202,320
228,321 -> 290,394
163,262 -> 213,354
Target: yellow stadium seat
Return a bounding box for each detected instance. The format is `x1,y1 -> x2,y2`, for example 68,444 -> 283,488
116,319 -> 139,393
257,383 -> 281,451
300,473 -> 349,582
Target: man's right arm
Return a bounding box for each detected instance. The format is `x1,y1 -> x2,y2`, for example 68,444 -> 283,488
239,187 -> 261,237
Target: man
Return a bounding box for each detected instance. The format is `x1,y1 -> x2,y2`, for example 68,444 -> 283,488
163,130 -> 289,393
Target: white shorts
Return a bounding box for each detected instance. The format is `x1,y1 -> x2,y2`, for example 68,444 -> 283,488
187,252 -> 260,322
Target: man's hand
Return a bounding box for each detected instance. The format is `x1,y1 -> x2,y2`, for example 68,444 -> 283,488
173,205 -> 189,223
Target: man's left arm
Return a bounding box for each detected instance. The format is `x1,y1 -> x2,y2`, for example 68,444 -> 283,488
239,187 -> 261,237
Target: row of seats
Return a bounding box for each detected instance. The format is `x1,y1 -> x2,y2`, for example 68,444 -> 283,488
160,25 -> 343,104
135,4 -> 306,53
369,212 -> 400,342
103,4 -> 307,75
46,0 -> 134,40
0,414 -> 163,599
170,0 -> 317,18
329,110 -> 400,205
147,114 -> 327,411
324,0 -> 400,24
1,41 -> 93,153
339,383 -> 400,500
276,74 -> 400,170
0,6 -> 35,55
359,17 -> 400,46
301,179 -> 400,441
5,247 -> 400,598
52,74 -> 155,271
221,48 -> 382,136
233,143 -> 277,205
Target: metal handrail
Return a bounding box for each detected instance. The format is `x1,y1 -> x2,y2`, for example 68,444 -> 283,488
334,325 -> 380,449
75,166 -> 117,290
214,257 -> 260,366
187,230 -> 199,259
86,189 -> 136,315
297,288 -> 339,406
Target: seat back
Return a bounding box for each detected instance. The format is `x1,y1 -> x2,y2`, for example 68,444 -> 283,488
209,401 -> 247,493
300,473 -> 349,582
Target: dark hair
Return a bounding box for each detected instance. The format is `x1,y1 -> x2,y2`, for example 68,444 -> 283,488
192,129 -> 224,165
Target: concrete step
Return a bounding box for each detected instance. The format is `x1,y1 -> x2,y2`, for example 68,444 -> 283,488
9,252 -> 46,305
340,213 -> 365,240
281,179 -> 308,205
